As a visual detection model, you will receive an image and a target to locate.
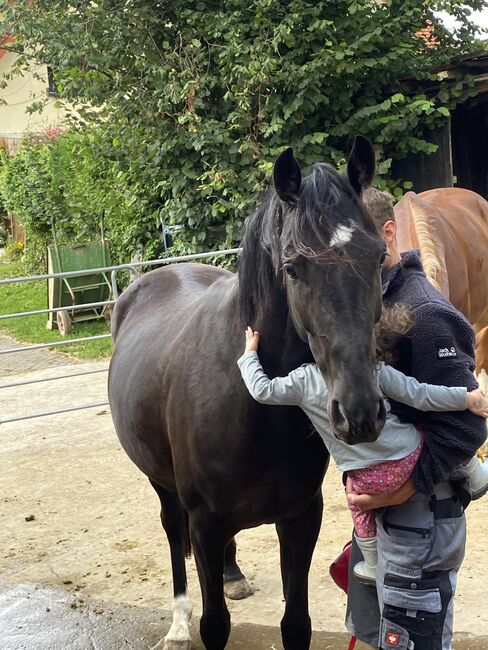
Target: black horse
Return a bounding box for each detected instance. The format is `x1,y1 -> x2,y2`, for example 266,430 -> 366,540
108,136 -> 386,650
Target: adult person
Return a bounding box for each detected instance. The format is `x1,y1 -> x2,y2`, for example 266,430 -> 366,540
344,188 -> 487,650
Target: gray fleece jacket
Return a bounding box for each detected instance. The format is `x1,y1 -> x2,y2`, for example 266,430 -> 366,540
383,250 -> 487,498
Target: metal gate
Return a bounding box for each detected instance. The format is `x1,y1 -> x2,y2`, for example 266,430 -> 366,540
0,248 -> 240,424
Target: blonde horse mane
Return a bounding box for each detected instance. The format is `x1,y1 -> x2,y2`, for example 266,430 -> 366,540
409,197 -> 443,292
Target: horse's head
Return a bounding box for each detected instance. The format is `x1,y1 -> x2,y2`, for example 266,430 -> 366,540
274,136 -> 386,444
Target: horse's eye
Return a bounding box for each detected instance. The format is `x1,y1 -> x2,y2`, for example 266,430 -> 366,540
284,263 -> 297,279
379,251 -> 386,268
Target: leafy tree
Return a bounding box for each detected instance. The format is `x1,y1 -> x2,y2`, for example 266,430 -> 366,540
0,130 -> 167,267
0,0 -> 486,258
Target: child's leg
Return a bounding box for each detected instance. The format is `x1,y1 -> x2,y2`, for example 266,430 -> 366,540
345,442 -> 423,584
348,438 -> 423,503
346,476 -> 377,538
346,476 -> 378,582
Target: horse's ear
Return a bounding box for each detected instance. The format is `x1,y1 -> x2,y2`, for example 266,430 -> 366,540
273,148 -> 302,204
346,135 -> 375,195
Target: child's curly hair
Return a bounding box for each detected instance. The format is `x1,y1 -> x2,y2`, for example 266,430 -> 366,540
375,303 -> 413,364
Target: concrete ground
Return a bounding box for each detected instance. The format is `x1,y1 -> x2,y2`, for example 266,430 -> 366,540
1,334 -> 487,650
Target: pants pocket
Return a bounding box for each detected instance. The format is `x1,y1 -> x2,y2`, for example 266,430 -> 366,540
383,583 -> 442,613
381,573 -> 450,650
377,509 -> 435,573
425,515 -> 466,572
379,616 -> 412,649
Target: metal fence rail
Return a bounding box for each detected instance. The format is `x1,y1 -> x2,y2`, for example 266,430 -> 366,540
0,367 -> 109,390
0,248 -> 240,424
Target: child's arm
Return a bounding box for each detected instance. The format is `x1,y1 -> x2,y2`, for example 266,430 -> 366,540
237,327 -> 307,406
379,363 -> 488,416
465,389 -> 488,417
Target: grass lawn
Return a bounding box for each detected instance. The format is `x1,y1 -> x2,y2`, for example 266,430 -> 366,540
0,259 -> 113,360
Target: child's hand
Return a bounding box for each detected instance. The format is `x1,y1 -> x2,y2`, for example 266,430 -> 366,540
466,388 -> 488,418
245,326 -> 260,353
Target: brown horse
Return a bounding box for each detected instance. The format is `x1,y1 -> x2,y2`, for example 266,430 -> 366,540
394,188 -> 488,393
108,137 -> 387,650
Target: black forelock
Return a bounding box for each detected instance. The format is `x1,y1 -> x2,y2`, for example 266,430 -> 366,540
238,162 -> 377,324
283,163 -> 374,258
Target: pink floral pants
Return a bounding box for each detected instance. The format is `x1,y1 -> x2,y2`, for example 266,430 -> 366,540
346,439 -> 424,538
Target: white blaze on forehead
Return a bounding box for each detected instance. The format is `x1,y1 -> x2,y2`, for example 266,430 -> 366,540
329,223 -> 355,248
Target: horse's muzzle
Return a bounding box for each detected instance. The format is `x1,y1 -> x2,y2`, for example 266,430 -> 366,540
329,397 -> 386,445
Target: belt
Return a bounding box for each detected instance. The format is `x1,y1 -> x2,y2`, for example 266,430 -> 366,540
432,481 -> 455,500
430,482 -> 464,519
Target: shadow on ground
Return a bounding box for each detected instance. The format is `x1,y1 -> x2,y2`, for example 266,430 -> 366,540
1,583 -> 486,650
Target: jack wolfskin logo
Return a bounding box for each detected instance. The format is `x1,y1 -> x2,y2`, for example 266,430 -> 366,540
385,631 -> 400,646
437,346 -> 457,359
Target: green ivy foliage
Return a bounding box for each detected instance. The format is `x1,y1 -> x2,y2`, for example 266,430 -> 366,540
0,0 -> 486,260
0,131 -> 167,265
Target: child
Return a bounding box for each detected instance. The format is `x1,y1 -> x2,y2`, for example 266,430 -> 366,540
238,306 -> 488,583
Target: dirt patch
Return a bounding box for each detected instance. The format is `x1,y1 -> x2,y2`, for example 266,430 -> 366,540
1,347 -> 487,648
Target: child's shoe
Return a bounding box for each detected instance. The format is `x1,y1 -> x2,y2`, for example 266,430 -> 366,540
353,534 -> 377,584
465,455 -> 488,500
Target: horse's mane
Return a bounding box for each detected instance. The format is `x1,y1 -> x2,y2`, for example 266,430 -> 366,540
238,163 -> 364,324
409,198 -> 443,292
238,190 -> 280,325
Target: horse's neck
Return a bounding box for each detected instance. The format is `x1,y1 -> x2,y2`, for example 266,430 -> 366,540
251,299 -> 312,377
234,243 -> 312,373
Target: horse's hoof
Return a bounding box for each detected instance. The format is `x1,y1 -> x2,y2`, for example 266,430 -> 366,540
224,577 -> 252,600
151,639 -> 191,650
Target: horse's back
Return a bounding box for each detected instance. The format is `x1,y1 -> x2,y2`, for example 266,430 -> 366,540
111,262 -> 232,343
418,187 -> 488,224
395,188 -> 488,325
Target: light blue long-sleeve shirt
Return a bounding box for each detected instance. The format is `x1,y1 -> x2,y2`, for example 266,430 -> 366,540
237,352 -> 467,471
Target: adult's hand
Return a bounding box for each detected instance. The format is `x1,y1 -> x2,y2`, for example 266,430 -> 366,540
346,479 -> 416,512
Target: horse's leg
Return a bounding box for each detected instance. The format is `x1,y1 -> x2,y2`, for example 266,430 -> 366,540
149,480 -> 193,650
276,491 -> 323,650
191,514 -> 231,650
223,537 -> 252,600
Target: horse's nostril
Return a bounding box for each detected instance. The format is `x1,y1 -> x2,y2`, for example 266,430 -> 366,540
330,399 -> 348,433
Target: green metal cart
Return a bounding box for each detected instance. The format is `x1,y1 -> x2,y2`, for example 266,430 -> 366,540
46,224 -> 113,336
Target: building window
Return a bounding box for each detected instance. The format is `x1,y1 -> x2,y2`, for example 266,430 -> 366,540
46,66 -> 59,97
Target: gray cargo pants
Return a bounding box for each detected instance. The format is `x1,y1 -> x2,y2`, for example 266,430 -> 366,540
346,482 -> 466,650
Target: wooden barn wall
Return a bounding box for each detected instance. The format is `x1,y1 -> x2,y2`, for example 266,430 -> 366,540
451,101 -> 488,200
390,123 -> 453,193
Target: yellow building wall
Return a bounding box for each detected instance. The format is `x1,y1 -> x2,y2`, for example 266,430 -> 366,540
0,50 -> 68,142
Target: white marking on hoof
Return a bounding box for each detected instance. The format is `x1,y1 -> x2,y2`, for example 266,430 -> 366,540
329,223 -> 355,248
224,577 -> 252,600
155,593 -> 192,650
159,641 -> 191,650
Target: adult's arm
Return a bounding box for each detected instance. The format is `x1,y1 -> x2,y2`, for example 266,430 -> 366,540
237,351 -> 308,405
392,302 -> 487,495
347,478 -> 416,511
